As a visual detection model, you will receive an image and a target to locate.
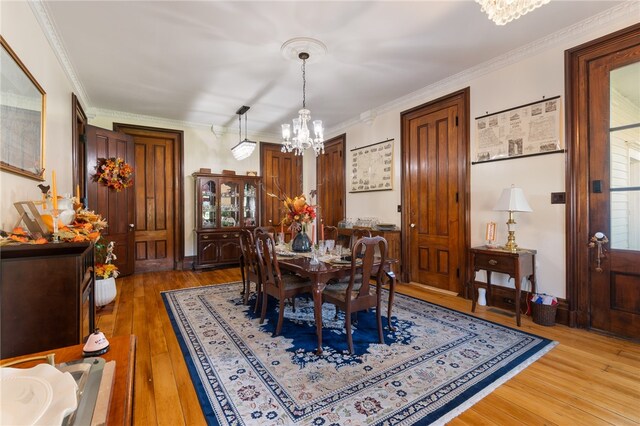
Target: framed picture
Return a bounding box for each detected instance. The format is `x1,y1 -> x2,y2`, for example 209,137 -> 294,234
0,36 -> 46,181
473,96 -> 562,164
349,139 -> 393,193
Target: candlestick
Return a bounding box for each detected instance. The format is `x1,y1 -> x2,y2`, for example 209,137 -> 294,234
321,220 -> 324,241
51,170 -> 58,210
76,184 -> 80,202
51,208 -> 61,243
311,224 -> 315,245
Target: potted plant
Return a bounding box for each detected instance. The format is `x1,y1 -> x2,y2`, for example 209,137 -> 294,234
95,237 -> 119,307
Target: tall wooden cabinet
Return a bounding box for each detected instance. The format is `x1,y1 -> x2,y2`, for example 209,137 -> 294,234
0,242 -> 95,359
192,172 -> 262,269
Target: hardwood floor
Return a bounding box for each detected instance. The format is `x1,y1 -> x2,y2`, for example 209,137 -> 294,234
97,270 -> 640,425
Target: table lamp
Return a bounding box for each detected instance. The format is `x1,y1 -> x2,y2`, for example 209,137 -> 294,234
493,185 -> 532,252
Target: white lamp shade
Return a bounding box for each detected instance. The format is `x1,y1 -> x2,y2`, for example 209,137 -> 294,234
493,187 -> 533,212
231,139 -> 256,161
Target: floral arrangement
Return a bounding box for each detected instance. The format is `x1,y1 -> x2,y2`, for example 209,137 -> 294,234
95,238 -> 119,279
268,192 -> 316,232
92,157 -> 133,191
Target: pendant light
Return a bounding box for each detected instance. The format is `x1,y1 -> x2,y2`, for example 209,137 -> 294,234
231,105 -> 256,161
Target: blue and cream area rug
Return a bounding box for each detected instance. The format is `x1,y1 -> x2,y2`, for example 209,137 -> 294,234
162,282 -> 557,425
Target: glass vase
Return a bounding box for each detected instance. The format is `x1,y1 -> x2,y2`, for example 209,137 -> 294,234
291,229 -> 311,252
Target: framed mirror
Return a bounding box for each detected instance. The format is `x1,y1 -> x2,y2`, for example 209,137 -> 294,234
0,36 -> 46,181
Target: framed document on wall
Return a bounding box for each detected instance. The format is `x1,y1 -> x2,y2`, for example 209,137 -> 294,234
349,139 -> 393,193
473,96 -> 562,164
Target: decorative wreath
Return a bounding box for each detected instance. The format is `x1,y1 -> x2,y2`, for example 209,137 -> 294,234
92,157 -> 133,191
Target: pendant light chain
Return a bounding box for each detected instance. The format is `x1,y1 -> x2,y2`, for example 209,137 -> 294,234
301,58 -> 306,110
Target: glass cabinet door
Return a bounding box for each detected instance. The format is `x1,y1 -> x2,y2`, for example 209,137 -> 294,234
243,182 -> 257,227
220,181 -> 240,227
201,180 -> 217,228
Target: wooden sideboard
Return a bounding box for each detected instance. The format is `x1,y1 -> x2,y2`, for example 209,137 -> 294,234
0,242 -> 95,358
336,227 -> 401,276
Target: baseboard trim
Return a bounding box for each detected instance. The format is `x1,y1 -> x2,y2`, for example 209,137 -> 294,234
407,282 -> 459,297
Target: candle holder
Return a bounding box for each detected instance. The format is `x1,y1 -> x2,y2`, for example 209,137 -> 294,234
50,208 -> 61,243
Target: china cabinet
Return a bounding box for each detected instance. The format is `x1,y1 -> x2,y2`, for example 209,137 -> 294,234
192,172 -> 262,269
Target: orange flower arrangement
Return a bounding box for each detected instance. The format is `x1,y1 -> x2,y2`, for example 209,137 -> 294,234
93,157 -> 133,191
268,193 -> 316,231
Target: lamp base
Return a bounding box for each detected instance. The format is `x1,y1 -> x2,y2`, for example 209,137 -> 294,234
503,230 -> 518,252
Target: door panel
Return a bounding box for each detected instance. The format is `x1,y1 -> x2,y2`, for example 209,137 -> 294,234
317,135 -> 346,227
402,90 -> 468,293
85,125 -> 135,276
588,49 -> 640,338
260,143 -> 302,229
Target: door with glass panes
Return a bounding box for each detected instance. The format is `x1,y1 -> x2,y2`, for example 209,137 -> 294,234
588,46 -> 640,338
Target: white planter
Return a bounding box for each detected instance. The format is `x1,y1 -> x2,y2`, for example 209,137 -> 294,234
95,277 -> 117,307
477,288 -> 487,306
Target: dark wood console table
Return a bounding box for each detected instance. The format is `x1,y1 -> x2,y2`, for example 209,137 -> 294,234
470,246 -> 536,326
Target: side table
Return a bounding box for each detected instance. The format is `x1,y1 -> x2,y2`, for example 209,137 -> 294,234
0,334 -> 136,425
470,247 -> 536,326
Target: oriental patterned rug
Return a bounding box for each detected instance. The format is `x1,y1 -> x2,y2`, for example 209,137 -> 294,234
162,282 -> 556,425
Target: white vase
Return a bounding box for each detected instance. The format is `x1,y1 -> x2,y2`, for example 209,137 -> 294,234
477,288 -> 487,306
95,277 -> 117,307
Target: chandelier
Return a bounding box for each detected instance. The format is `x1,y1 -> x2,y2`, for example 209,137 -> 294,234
231,105 -> 256,161
476,0 -> 551,25
281,51 -> 324,156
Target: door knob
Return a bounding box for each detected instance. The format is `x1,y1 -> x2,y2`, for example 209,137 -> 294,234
128,224 -> 135,230
588,232 -> 608,272
410,223 -> 416,228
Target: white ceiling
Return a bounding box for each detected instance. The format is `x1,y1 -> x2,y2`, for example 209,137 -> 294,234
38,1 -> 625,136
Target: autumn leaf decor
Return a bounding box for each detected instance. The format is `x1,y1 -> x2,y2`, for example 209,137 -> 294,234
92,157 -> 133,191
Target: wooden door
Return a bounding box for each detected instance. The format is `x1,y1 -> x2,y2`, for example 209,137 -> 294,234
567,24 -> 640,339
85,125 -> 135,276
260,142 -> 303,229
587,43 -> 640,337
316,134 -> 346,227
113,124 -> 184,273
401,90 -> 469,293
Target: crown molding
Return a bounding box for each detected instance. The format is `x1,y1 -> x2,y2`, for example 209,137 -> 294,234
29,0 -> 91,109
327,1 -> 639,137
90,107 -> 281,140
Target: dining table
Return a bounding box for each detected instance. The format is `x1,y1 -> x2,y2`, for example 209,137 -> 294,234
277,251 -> 397,355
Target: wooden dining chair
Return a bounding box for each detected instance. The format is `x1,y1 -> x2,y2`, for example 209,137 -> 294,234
239,229 -> 262,311
255,233 -> 313,336
253,226 -> 275,238
323,236 -> 388,353
323,225 -> 338,241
